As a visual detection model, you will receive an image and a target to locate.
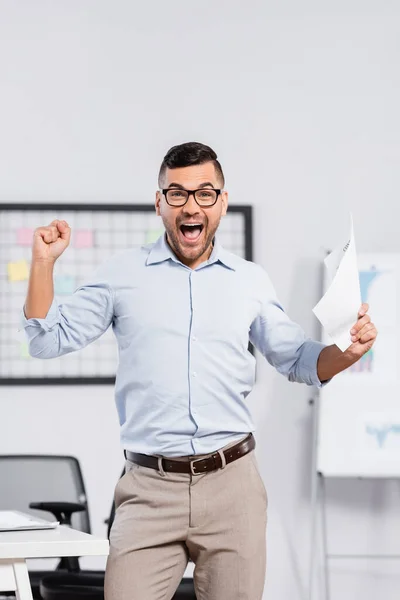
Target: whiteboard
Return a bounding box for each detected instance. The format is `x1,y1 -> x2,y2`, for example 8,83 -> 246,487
0,203 -> 252,385
317,253 -> 400,477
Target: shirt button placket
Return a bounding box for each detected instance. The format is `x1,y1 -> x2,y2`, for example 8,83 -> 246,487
189,271 -> 199,436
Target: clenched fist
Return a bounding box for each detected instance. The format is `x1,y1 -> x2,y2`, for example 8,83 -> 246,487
32,220 -> 71,263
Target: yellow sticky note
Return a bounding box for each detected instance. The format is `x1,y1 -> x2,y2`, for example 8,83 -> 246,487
8,260 -> 29,282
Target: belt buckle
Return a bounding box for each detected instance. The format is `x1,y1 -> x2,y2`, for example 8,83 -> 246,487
189,456 -> 204,475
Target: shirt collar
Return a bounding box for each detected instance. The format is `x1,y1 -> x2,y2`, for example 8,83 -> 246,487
145,233 -> 236,271
145,232 -> 178,266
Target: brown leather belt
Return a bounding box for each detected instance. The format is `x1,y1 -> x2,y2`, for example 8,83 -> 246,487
125,433 -> 255,475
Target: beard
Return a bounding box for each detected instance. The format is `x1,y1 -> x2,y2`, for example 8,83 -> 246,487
164,215 -> 220,265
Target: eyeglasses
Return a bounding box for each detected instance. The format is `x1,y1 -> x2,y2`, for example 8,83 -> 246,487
161,188 -> 221,207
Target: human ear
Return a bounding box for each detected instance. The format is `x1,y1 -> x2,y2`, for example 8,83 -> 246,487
221,190 -> 228,216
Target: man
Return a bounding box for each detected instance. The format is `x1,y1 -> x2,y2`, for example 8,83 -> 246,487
22,142 -> 377,600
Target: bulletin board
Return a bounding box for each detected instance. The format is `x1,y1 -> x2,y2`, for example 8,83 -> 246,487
0,203 -> 253,385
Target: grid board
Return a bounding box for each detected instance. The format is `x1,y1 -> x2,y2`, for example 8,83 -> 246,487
0,203 -> 253,385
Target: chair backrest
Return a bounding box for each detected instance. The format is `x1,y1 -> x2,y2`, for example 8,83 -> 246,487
0,454 -> 91,533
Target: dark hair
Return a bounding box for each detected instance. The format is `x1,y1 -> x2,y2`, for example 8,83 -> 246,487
158,142 -> 225,187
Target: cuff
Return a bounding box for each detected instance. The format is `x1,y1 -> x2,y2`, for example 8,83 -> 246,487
300,340 -> 331,388
20,298 -> 60,332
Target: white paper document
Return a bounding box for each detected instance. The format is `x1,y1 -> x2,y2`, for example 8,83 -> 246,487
313,214 -> 361,352
0,510 -> 59,531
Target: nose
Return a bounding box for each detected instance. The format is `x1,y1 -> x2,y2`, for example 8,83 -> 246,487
183,192 -> 201,214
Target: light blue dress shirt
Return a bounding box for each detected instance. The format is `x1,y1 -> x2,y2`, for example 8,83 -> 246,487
22,234 -> 327,457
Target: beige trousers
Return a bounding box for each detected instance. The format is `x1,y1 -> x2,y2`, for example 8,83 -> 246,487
104,441 -> 268,600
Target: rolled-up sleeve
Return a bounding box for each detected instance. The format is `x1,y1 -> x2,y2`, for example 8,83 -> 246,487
21,277 -> 114,360
249,266 -> 329,388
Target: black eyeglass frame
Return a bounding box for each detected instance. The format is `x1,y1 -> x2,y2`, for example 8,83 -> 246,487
161,188 -> 222,207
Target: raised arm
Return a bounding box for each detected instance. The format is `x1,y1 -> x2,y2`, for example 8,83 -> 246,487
24,219 -> 70,319
22,220 -> 114,359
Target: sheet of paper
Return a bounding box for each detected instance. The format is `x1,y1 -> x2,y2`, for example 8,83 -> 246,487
313,214 -> 361,352
0,510 -> 58,531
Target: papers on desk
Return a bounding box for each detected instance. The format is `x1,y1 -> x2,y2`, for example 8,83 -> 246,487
0,511 -> 59,532
313,214 -> 361,352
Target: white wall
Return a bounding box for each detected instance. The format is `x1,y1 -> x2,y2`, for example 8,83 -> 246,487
1,1 -> 400,598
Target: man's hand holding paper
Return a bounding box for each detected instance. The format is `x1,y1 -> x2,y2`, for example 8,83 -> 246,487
313,215 -> 378,381
345,301 -> 378,360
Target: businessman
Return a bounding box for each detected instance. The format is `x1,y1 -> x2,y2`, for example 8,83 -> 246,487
22,142 -> 377,600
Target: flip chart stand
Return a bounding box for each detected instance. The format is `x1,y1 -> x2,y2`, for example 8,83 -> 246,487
308,396 -> 400,600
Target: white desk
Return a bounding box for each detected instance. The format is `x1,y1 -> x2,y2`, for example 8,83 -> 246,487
0,526 -> 109,600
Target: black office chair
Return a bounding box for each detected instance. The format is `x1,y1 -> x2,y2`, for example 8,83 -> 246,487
38,471 -> 197,600
0,455 -> 91,599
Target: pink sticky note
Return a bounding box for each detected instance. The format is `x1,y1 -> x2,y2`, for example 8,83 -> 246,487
74,230 -> 94,249
17,228 -> 34,246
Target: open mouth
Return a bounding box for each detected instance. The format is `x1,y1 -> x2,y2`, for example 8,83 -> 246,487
179,223 -> 204,243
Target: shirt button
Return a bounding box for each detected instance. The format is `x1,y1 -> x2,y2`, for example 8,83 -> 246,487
192,371 -> 197,377
192,336 -> 197,342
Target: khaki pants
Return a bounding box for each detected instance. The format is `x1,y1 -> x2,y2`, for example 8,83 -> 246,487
104,441 -> 268,600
